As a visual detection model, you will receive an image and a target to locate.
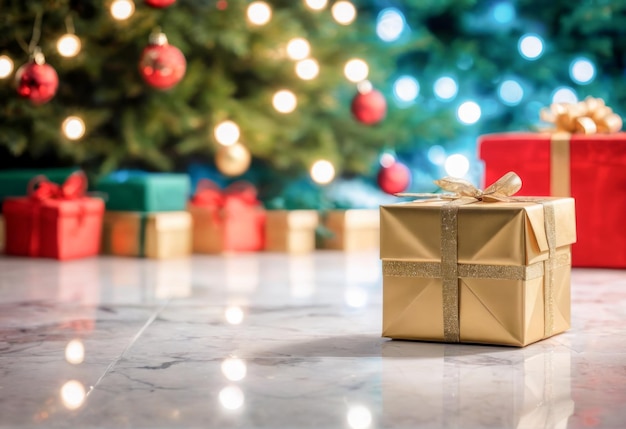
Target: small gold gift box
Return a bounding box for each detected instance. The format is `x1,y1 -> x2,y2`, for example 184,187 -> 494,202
264,210 -> 319,253
381,173 -> 576,346
321,209 -> 379,251
101,212 -> 192,259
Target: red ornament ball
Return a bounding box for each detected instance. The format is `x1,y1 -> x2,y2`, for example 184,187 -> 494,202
377,161 -> 411,195
139,37 -> 186,90
351,89 -> 387,125
144,0 -> 176,8
15,62 -> 59,105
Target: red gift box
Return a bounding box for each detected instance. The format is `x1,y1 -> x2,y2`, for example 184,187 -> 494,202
3,172 -> 104,260
479,132 -> 626,268
188,180 -> 265,253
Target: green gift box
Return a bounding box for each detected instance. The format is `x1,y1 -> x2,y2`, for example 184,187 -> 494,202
0,167 -> 79,203
95,172 -> 190,212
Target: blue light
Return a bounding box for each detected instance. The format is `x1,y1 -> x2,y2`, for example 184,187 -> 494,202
427,145 -> 446,165
552,86 -> 578,104
492,2 -> 515,24
393,75 -> 419,103
498,80 -> 524,105
434,76 -> 458,101
376,8 -> 406,42
569,57 -> 596,85
518,34 -> 544,60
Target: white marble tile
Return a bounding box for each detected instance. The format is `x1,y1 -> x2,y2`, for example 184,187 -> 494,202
0,252 -> 625,428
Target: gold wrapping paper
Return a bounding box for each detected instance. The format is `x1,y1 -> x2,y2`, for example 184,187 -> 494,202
264,210 -> 319,253
0,215 -> 4,253
101,211 -> 192,259
188,204 -> 223,254
321,209 -> 379,251
380,194 -> 576,347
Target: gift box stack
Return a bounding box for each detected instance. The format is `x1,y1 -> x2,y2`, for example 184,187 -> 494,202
188,180 -> 265,253
96,172 -> 192,259
479,97 -> 625,268
1,169 -> 105,260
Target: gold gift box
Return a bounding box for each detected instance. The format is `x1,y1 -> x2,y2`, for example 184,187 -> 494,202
320,209 -> 379,251
380,197 -> 576,346
101,212 -> 192,259
0,215 -> 4,253
264,210 -> 319,253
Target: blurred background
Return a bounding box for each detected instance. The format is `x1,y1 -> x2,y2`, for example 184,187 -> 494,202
1,0 -> 624,208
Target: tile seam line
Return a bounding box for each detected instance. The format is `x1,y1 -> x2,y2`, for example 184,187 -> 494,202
86,300 -> 171,398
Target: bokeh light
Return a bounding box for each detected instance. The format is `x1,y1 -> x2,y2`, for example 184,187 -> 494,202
219,385 -> 245,410
225,306 -> 244,325
332,1 -> 356,25
498,79 -> 524,106
570,57 -> 596,84
0,55 -> 14,78
492,2 -> 515,24
376,8 -> 405,42
310,160 -> 335,184
221,358 -> 247,382
214,120 -> 240,146
286,38 -> 310,60
427,145 -> 446,165
393,76 -> 419,103
433,76 -> 458,101
347,405 -> 373,429
379,153 -> 396,167
272,90 -> 297,113
110,0 -> 135,20
456,101 -> 481,125
445,154 -> 470,178
344,59 -> 369,83
65,339 -> 85,365
304,0 -> 327,10
62,116 -> 86,140
247,1 -> 272,26
518,34 -> 544,60
552,86 -> 578,104
57,34 -> 81,57
295,59 -> 319,80
345,288 -> 368,308
60,380 -> 86,410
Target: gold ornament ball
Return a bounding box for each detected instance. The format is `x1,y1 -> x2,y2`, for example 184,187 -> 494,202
215,143 -> 251,176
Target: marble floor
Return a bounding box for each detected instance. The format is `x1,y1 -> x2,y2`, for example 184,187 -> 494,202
0,251 -> 625,429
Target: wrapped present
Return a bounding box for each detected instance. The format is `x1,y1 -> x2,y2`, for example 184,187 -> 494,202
265,210 -> 319,253
2,172 -> 104,260
380,172 -> 576,346
479,97 -> 625,267
188,180 -> 265,253
320,209 -> 379,251
0,215 -> 4,253
0,167 -> 79,205
101,211 -> 192,259
95,171 -> 190,212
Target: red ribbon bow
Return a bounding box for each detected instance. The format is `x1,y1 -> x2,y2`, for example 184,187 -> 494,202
28,171 -> 88,201
191,179 -> 258,207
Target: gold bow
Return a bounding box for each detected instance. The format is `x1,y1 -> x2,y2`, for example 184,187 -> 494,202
399,171 -> 522,202
540,96 -> 623,134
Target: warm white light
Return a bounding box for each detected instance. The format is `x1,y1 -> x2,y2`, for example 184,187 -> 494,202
344,59 -> 369,83
221,358 -> 247,381
295,59 -> 319,80
57,34 -> 81,57
345,288 -> 368,308
445,154 -> 470,178
305,0 -> 327,10
65,339 -> 85,365
433,76 -> 458,101
286,38 -> 310,60
110,0 -> 135,20
219,385 -> 245,410
518,34 -> 544,60
247,1 -> 272,26
347,405 -> 373,429
214,120 -> 240,146
376,8 -> 405,42
457,101 -> 481,125
62,116 -> 86,140
552,87 -> 578,104
332,1 -> 357,25
0,55 -> 14,78
498,79 -> 524,106
379,153 -> 396,167
272,90 -> 297,113
310,160 -> 335,184
225,306 -> 244,325
393,76 -> 419,102
60,380 -> 86,410
570,58 -> 596,84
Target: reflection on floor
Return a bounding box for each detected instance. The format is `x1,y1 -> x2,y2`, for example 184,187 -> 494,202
0,252 -> 624,428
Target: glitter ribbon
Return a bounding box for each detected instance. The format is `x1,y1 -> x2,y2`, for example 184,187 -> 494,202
396,172 -> 562,342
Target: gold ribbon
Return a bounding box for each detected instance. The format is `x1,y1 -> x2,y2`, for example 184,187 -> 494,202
395,172 -> 562,342
540,96 -> 623,196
